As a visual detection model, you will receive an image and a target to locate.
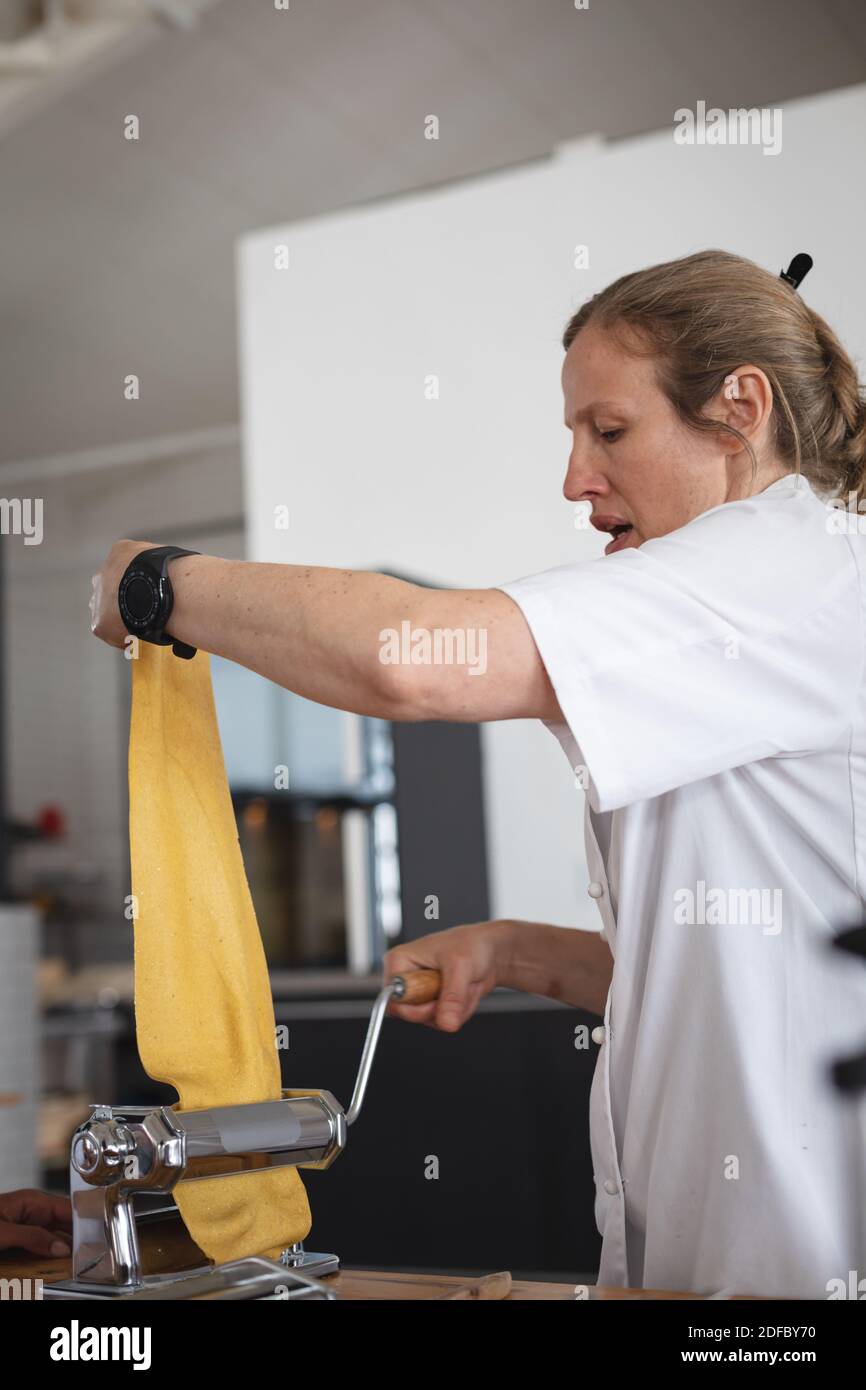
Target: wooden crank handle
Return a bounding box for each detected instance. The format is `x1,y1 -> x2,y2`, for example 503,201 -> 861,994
391,969 -> 442,1005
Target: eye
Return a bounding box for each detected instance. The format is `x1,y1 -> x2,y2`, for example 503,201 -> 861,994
597,427 -> 623,443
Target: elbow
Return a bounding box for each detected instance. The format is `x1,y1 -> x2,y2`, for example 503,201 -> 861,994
374,658 -> 440,722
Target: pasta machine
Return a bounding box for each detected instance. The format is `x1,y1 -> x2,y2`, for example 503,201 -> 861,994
44,969 -> 440,1301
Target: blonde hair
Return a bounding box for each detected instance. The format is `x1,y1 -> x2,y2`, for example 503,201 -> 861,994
562,249 -> 866,502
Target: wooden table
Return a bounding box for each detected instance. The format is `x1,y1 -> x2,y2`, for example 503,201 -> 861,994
319,1270 -> 732,1299
1,1204 -> 769,1300
0,1246 -> 749,1299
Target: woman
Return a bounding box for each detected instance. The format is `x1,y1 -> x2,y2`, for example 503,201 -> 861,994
92,249 -> 866,1298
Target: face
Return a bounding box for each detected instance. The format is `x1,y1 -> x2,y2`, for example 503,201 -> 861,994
561,323 -> 778,555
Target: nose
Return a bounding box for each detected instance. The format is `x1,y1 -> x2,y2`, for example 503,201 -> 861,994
562,439 -> 608,505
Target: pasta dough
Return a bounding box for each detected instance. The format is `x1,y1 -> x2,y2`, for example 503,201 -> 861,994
129,642 -> 311,1264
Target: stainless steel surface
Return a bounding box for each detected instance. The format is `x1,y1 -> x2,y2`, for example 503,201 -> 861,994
64,1093 -> 344,1290
69,1105 -> 187,1286
45,1255 -> 338,1301
54,975 -> 408,1295
175,1091 -> 343,1173
116,1257 -> 338,1301
344,977 -> 401,1127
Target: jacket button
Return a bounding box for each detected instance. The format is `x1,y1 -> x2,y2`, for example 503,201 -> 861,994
591,1025 -> 605,1045
587,881 -> 604,898
603,1178 -> 619,1196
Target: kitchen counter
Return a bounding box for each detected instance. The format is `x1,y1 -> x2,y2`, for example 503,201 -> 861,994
0,1246 -> 761,1299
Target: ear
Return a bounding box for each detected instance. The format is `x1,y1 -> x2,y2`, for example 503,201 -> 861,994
710,365 -> 775,449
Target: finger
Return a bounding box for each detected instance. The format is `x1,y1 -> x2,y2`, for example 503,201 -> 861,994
0,1221 -> 70,1257
387,999 -> 438,1025
41,1194 -> 73,1231
1,1188 -> 71,1228
464,981 -> 485,1019
382,955 -> 438,1009
383,949 -> 438,977
434,955 -> 477,1032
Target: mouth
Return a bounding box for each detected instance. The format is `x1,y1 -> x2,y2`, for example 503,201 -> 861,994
591,515 -> 635,555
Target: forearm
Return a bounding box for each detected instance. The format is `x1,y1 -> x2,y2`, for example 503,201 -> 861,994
496,919 -> 613,1016
167,554 -> 425,719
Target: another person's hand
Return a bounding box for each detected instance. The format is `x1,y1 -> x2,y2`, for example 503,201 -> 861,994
90,539 -> 159,649
0,1189 -> 72,1257
383,920 -> 512,1033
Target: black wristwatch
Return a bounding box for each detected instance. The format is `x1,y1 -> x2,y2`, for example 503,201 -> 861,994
117,545 -> 200,659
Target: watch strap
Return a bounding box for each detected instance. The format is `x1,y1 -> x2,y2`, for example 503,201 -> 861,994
121,545 -> 200,659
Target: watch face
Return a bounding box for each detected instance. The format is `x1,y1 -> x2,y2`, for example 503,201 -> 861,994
120,569 -> 159,629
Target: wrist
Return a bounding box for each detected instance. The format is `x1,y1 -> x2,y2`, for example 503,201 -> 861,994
168,553 -> 227,647
488,918 -> 521,987
167,553 -> 237,656
116,544 -> 203,658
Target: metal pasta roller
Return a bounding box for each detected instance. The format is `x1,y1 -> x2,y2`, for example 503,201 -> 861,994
44,969 -> 441,1301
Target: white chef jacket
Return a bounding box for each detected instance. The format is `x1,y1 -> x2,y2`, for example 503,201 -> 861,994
500,473 -> 866,1298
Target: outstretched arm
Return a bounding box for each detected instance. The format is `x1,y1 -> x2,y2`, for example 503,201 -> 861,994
91,542 -> 562,725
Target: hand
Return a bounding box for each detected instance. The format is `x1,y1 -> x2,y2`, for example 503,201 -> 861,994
383,920 -> 512,1033
90,539 -> 159,648
0,1188 -> 72,1257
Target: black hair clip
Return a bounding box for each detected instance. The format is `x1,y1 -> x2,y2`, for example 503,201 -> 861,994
779,253 -> 813,290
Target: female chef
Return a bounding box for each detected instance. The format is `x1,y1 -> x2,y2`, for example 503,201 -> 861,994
92,248 -> 866,1298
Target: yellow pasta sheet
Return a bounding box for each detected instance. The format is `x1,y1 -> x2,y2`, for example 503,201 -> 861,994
129,642 -> 311,1263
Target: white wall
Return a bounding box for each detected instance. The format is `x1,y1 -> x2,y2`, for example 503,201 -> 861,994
237,83 -> 866,932
2,433 -> 244,962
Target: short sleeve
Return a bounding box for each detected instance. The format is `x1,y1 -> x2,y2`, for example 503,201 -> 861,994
498,484 -> 862,812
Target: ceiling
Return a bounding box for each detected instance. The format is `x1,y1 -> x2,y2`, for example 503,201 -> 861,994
2,0 -> 866,465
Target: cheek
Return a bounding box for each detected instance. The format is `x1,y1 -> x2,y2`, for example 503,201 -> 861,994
632,427 -> 723,527
619,441 -> 679,510
617,447 -> 693,537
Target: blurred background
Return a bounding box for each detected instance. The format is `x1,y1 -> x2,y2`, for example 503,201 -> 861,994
1,0 -> 865,1280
